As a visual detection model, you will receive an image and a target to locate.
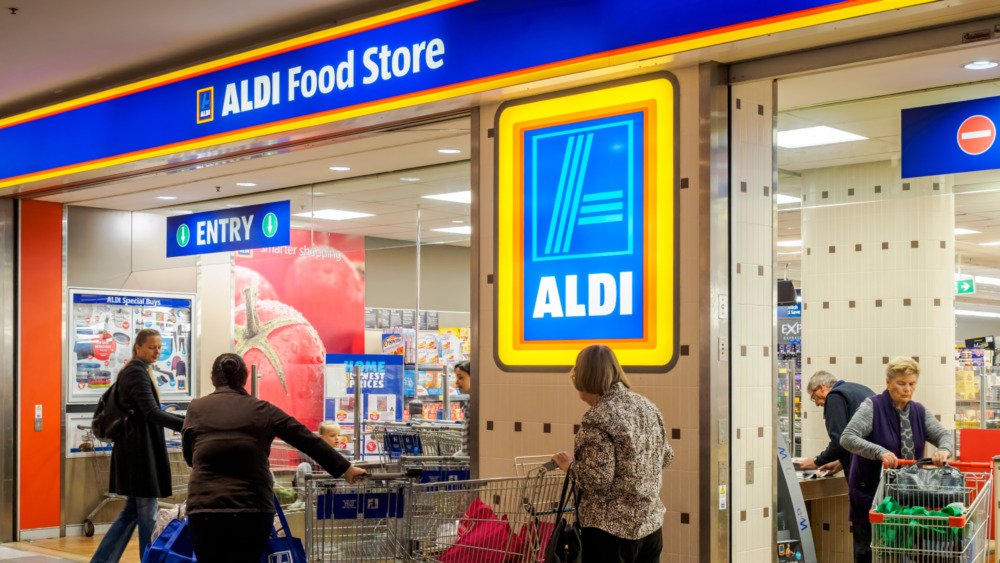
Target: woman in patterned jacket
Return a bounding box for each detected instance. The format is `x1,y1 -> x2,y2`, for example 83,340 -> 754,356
552,344 -> 674,563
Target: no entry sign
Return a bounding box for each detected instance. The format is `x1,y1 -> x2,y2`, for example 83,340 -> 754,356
957,115 -> 996,155
902,95 -> 1000,177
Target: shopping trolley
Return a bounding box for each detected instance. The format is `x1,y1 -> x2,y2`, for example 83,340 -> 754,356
407,466 -> 570,562
869,459 -> 993,562
303,471 -> 419,562
77,426 -> 190,537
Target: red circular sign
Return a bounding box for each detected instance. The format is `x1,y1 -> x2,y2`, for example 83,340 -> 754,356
123,321 -> 130,330
957,115 -> 996,155
369,412 -> 380,422
335,411 -> 347,422
365,440 -> 377,453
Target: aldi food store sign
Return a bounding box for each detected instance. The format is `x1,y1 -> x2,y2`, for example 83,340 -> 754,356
166,200 -> 290,257
496,76 -> 677,371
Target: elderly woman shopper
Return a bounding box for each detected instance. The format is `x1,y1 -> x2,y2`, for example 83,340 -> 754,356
182,353 -> 366,563
91,329 -> 185,563
551,345 -> 673,563
840,356 -> 954,563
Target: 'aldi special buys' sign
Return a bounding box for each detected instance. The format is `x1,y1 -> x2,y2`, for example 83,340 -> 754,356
902,95 -> 1000,178
495,75 -> 677,371
0,0 -> 931,189
166,200 -> 290,257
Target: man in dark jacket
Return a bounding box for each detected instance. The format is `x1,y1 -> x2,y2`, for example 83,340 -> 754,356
798,371 -> 875,476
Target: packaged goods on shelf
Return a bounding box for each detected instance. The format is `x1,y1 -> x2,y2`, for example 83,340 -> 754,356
417,333 -> 441,364
382,328 -> 416,363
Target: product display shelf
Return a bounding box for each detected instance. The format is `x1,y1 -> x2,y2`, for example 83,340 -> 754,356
954,366 -> 1000,457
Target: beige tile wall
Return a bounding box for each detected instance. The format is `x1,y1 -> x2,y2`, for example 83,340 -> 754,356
474,65 -> 705,560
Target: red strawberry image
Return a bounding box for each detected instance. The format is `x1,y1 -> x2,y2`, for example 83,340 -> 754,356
283,247 -> 365,354
234,265 -> 278,308
235,287 -> 326,430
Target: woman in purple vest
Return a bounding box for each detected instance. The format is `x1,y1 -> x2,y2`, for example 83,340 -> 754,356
840,356 -> 954,563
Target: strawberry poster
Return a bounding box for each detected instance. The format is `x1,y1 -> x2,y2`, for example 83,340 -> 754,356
235,229 -> 365,432
68,289 -> 196,404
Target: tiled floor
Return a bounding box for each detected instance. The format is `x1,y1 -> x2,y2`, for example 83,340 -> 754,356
0,546 -> 74,562
2,535 -> 140,563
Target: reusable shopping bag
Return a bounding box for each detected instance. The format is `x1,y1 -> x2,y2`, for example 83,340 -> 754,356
505,521 -> 556,563
543,472 -> 581,563
141,519 -> 197,563
886,459 -> 966,508
261,495 -> 307,563
439,497 -> 513,563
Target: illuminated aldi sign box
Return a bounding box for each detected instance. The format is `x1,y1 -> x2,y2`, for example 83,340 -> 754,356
495,75 -> 677,371
166,200 -> 290,258
0,0 -> 931,189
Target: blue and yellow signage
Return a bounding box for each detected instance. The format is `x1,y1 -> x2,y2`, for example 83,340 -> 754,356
496,75 -> 676,370
166,200 -> 290,257
0,0 -> 932,191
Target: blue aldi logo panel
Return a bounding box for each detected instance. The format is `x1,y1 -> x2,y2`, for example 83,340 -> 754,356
523,112 -> 644,342
197,87 -> 214,124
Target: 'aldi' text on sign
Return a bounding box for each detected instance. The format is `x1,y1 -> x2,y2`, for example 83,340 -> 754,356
495,75 -> 677,371
166,200 -> 290,257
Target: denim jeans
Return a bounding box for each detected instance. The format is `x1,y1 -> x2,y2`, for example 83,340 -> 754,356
90,496 -> 158,563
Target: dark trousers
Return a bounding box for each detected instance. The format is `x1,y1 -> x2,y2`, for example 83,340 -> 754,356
581,526 -> 662,563
188,512 -> 274,563
853,520 -> 872,563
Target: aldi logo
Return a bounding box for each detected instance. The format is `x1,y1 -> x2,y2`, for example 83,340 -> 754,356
196,87 -> 214,124
495,75 -> 678,371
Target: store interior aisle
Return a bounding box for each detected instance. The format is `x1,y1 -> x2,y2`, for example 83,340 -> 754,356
3,535 -> 139,563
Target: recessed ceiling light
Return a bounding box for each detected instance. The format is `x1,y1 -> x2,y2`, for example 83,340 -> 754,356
400,177 -> 421,182
173,210 -> 193,215
423,191 -> 471,204
452,220 -> 465,224
432,226 -> 472,235
956,309 -> 1000,318
775,194 -> 802,205
236,182 -> 257,187
964,61 -> 998,70
156,196 -> 177,200
777,126 -> 868,149
438,149 -> 461,154
979,241 -> 1000,246
311,191 -> 325,196
776,240 -> 802,247
293,209 -> 374,221
955,228 -> 981,235
777,251 -> 801,255
225,204 -> 243,208
974,276 -> 1000,287
329,166 -> 351,171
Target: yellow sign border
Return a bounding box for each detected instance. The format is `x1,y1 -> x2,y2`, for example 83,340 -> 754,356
494,75 -> 677,371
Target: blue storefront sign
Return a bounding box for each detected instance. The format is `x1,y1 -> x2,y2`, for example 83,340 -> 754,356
165,200 -> 289,257
0,0 -> 930,188
901,95 -> 1000,178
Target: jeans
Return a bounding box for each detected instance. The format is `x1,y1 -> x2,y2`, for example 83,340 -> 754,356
581,527 -> 662,563
90,496 -> 158,563
853,520 -> 872,563
188,512 -> 274,563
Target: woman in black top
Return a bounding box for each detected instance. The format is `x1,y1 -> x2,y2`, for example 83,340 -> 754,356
182,353 -> 365,562
91,329 -> 185,563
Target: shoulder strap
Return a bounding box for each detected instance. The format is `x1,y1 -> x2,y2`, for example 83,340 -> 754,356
555,469 -> 573,516
272,494 -> 292,539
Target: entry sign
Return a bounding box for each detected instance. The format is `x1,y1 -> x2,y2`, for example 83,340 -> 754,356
495,75 -> 677,371
956,278 -> 976,295
902,95 -> 1000,177
166,200 -> 290,257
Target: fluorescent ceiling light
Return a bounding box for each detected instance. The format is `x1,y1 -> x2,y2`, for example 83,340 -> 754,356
293,209 -> 374,221
776,194 -> 801,205
311,191 -> 325,196
776,240 -> 802,247
964,61 -> 998,70
452,220 -> 465,224
156,196 -> 177,200
777,251 -> 801,255
423,191 -> 472,204
236,182 -> 257,187
400,177 -> 421,182
979,241 -> 1000,246
173,210 -> 193,215
956,309 -> 1000,318
438,149 -> 461,154
974,276 -> 1000,287
329,166 -> 351,171
777,126 -> 868,149
432,226 -> 472,234
955,228 -> 981,235
225,204 -> 242,208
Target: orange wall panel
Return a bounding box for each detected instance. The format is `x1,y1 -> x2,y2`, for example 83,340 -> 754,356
19,200 -> 62,530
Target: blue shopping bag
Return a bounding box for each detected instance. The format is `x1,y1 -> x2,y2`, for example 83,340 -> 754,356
142,519 -> 197,563
261,495 -> 307,563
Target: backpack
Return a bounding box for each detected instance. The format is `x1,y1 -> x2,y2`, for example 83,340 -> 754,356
92,379 -> 133,442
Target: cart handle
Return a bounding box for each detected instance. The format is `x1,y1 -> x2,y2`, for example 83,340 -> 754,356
890,459 -> 992,470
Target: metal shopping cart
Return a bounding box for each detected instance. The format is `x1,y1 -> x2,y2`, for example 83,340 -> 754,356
407,467 -> 570,562
869,460 -> 993,562
78,426 -> 190,537
303,471 -> 418,562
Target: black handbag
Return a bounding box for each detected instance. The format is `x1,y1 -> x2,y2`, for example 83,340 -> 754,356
91,379 -> 133,442
544,470 -> 582,563
887,458 -> 966,509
